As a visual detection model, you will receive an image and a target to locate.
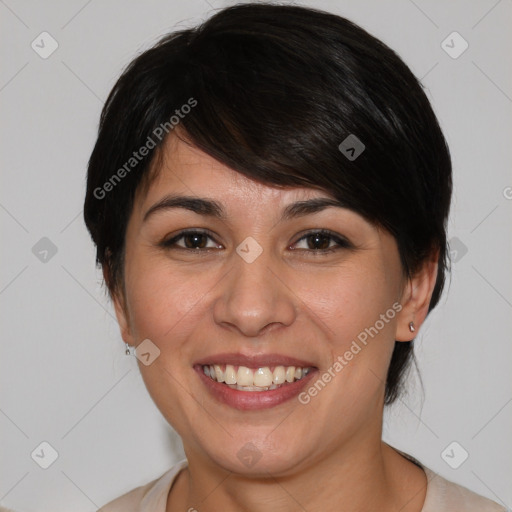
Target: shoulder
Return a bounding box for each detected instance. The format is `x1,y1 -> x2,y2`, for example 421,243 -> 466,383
97,459 -> 188,512
423,467 -> 508,512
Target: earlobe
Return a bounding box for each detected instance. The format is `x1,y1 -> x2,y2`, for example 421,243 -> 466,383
103,265 -> 135,346
395,252 -> 439,342
112,292 -> 135,345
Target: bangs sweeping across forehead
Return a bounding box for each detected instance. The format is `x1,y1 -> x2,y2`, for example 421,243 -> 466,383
84,3 -> 452,403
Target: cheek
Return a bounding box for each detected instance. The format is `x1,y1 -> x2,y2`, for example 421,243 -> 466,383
123,255 -> 216,344
121,258 -> 216,429
296,261 -> 399,408
299,263 -> 397,344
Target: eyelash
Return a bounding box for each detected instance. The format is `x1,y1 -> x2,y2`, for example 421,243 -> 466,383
160,229 -> 351,255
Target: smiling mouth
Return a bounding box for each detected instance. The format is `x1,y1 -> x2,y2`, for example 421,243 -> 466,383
202,364 -> 312,391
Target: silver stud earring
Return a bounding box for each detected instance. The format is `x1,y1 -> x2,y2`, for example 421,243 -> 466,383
125,343 -> 132,355
409,321 -> 415,333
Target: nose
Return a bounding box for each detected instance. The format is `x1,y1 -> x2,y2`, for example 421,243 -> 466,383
212,244 -> 297,338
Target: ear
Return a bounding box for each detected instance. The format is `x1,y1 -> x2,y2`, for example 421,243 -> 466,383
395,248 -> 439,342
103,264 -> 135,346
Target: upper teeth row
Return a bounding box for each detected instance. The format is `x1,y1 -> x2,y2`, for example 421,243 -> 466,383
203,365 -> 310,387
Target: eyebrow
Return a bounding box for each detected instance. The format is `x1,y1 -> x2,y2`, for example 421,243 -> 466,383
142,194 -> 348,223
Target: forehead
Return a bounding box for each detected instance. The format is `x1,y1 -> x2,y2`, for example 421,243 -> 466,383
136,134 -> 332,212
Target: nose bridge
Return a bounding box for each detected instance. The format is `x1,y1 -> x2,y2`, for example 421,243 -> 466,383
212,237 -> 296,336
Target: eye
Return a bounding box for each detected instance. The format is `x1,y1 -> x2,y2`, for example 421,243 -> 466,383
160,228 -> 351,254
160,229 -> 222,250
290,230 -> 351,254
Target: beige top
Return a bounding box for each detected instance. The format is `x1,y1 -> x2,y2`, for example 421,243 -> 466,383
97,458 -> 508,511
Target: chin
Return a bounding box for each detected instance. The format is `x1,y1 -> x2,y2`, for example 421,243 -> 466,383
199,433 -> 312,477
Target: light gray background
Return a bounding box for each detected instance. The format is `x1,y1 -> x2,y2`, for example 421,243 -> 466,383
1,0 -> 511,510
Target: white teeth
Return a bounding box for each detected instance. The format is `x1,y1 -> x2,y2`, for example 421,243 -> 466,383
285,366 -> 295,383
224,364 -> 237,384
254,367 -> 273,387
237,366 -> 254,386
203,364 -> 312,389
214,365 -> 224,383
273,366 -> 286,384
236,384 -> 266,392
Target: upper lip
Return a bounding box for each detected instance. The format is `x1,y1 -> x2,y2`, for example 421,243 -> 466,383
193,352 -> 317,368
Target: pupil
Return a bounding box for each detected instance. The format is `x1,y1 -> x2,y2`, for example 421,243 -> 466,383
185,234 -> 206,249
310,234 -> 329,250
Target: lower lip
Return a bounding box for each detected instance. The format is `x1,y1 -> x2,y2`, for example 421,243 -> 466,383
195,366 -> 317,410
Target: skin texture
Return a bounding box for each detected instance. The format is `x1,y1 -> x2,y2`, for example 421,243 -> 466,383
110,133 -> 439,511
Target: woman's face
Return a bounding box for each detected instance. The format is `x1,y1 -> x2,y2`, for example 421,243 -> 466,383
114,134 -> 415,475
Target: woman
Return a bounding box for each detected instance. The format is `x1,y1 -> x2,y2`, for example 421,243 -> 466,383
84,4 -> 506,511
